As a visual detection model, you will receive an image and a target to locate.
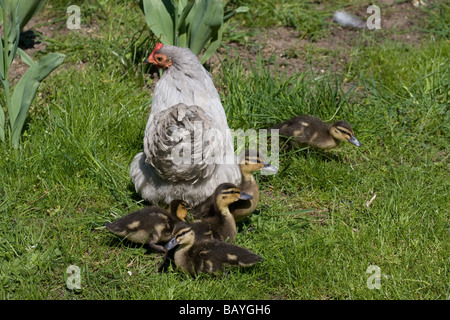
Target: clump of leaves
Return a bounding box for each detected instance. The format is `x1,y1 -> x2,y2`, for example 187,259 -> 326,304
138,0 -> 248,63
0,0 -> 65,149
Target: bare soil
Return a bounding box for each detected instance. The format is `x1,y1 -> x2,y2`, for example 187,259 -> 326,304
209,1 -> 427,78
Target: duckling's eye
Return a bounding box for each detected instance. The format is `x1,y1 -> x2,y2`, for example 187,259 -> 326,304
244,156 -> 261,164
179,228 -> 192,236
222,189 -> 240,195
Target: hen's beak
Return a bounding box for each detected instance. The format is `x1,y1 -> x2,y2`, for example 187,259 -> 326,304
143,57 -> 154,64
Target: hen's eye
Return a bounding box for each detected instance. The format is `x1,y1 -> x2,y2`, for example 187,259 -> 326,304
156,56 -> 163,62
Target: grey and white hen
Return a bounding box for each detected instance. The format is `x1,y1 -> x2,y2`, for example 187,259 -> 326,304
130,44 -> 241,206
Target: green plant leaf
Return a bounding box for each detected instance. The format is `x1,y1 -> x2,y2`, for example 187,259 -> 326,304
0,93 -> 5,141
0,0 -> 45,31
7,3 -> 21,68
0,28 -> 4,80
224,6 -> 249,22
142,0 -> 176,45
186,0 -> 223,56
10,52 -> 65,149
16,48 -> 36,67
175,0 -> 194,47
235,6 -> 249,14
200,26 -> 222,63
177,0 -> 195,32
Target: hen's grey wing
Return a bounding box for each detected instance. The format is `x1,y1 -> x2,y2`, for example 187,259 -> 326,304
144,103 -> 223,183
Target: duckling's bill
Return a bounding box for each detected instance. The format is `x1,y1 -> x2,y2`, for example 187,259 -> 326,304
239,192 -> 253,201
348,135 -> 362,147
261,163 -> 278,174
164,237 -> 179,251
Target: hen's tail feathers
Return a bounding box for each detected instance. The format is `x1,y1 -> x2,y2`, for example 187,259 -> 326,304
144,103 -> 223,183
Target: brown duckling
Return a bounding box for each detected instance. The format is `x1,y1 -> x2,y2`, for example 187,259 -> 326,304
229,151 -> 278,222
272,115 -> 361,149
190,183 -> 253,243
164,221 -> 263,277
105,200 -> 188,252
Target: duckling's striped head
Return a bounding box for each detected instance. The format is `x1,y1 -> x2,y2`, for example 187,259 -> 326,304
214,183 -> 253,211
169,199 -> 189,221
239,150 -> 278,175
330,121 -> 362,147
164,222 -> 195,250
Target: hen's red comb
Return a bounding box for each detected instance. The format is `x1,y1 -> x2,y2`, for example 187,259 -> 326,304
153,42 -> 163,51
146,42 -> 164,64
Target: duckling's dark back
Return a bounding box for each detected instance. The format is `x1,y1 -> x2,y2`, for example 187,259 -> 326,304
105,207 -> 169,234
187,240 -> 263,276
197,241 -> 263,266
272,115 -> 329,140
190,195 -> 216,219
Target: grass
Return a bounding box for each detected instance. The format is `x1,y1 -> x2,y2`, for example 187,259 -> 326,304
0,0 -> 448,299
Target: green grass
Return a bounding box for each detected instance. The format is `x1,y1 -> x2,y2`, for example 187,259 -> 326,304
0,0 -> 448,299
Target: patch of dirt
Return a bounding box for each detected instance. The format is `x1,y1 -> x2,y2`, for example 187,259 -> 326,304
7,13 -> 62,84
209,1 -> 428,78
7,6 -> 99,85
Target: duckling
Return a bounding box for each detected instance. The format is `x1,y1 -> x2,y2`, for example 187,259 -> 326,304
105,200 -> 188,252
272,115 -> 361,149
191,183 -> 253,242
229,151 -> 278,222
164,221 -> 263,277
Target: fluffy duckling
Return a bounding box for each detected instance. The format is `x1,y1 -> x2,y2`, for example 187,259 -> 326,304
191,183 -> 253,242
164,222 -> 263,277
272,115 -> 361,149
229,151 -> 278,222
105,200 -> 188,252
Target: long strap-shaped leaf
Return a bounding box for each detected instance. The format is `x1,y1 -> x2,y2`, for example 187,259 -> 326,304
186,0 -> 223,57
176,0 -> 194,47
17,47 -> 36,67
0,0 -> 46,40
10,52 -> 65,148
8,3 -> 20,68
0,1 -> 21,68
0,0 -> 6,81
142,0 -> 175,45
177,0 -> 195,31
0,92 -> 4,141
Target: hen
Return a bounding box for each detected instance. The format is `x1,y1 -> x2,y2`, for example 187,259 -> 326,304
130,43 -> 241,206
